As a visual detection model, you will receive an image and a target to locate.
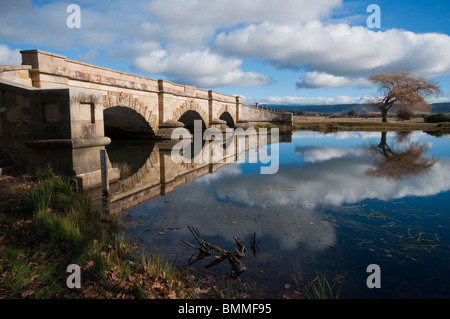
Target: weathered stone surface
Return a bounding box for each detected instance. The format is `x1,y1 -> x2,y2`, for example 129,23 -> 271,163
0,66 -> 33,87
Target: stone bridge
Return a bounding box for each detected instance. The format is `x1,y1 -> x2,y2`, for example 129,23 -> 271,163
0,49 -> 292,189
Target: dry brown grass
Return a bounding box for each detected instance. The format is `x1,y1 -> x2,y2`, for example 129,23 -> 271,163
293,116 -> 442,132
294,115 -> 425,124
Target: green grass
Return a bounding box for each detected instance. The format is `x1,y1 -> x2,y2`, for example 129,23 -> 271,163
2,245 -> 61,298
305,272 -> 344,299
294,262 -> 344,299
23,167 -> 109,257
0,166 -> 192,298
7,259 -> 35,296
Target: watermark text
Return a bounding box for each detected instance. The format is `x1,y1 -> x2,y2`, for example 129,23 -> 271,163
367,4 -> 381,29
66,4 -> 81,29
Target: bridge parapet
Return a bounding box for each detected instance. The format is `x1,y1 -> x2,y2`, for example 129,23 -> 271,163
21,50 -> 160,92
0,65 -> 33,87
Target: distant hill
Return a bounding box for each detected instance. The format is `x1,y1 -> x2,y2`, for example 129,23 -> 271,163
263,102 -> 450,115
431,103 -> 450,114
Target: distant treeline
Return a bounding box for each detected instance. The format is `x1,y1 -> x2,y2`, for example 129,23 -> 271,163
261,102 -> 450,116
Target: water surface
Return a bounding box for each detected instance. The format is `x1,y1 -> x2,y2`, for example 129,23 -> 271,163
112,131 -> 450,298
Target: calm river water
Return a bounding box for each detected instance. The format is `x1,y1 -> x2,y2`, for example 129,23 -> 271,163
109,130 -> 450,299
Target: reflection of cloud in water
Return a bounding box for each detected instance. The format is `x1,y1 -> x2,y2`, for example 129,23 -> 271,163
194,164 -> 242,183
134,137 -> 450,254
293,131 -> 383,140
293,130 -> 428,142
213,153 -> 450,209
334,131 -> 382,140
151,196 -> 336,251
138,165 -> 337,251
296,146 -> 364,163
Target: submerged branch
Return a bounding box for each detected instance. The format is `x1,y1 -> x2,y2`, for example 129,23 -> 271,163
181,226 -> 247,274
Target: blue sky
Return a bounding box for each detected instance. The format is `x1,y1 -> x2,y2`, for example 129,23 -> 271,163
1,0 -> 449,106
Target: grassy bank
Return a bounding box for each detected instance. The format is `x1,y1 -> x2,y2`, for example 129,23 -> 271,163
0,168 -> 210,299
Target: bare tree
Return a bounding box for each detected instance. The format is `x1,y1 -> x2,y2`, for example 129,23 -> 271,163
369,71 -> 441,122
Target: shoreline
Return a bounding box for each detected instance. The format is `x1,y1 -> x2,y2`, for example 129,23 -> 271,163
293,115 -> 449,133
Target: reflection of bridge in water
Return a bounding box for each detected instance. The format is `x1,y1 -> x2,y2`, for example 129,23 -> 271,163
90,131 -> 292,214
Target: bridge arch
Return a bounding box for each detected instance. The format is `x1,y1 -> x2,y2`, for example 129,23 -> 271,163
178,110 -> 207,133
172,100 -> 209,130
104,106 -> 155,138
219,111 -> 235,128
215,104 -> 237,128
102,91 -> 158,138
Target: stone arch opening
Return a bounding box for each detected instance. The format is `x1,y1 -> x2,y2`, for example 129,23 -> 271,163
104,106 -> 155,139
219,111 -> 235,128
178,110 -> 206,134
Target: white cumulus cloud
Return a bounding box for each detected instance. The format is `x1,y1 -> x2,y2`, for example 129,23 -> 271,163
214,21 -> 450,86
133,49 -> 271,87
0,44 -> 21,65
147,0 -> 342,28
1,0 -> 449,91
296,71 -> 372,89
243,95 -> 371,106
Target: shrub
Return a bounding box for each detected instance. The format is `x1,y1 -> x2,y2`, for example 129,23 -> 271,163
396,108 -> 415,121
424,113 -> 450,123
347,110 -> 357,117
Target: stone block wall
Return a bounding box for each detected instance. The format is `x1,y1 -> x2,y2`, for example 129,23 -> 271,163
239,104 -> 293,126
0,80 -> 34,150
0,66 -> 33,87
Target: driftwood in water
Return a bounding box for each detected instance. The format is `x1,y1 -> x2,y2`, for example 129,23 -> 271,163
181,226 -> 247,274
